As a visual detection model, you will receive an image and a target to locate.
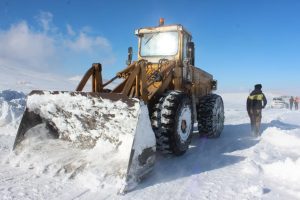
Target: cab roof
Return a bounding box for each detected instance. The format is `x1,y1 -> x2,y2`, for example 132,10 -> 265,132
135,24 -> 192,37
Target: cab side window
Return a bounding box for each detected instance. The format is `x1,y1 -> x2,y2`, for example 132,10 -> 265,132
182,33 -> 190,61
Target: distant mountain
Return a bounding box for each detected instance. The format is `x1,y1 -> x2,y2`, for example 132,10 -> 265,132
0,66 -> 77,93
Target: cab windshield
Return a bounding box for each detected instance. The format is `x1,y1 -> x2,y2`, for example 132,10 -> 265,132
140,31 -> 179,56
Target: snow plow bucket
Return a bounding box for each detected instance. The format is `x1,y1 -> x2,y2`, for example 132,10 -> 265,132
13,90 -> 156,193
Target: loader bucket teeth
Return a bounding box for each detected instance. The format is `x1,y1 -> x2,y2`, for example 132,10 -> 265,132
13,90 -> 156,192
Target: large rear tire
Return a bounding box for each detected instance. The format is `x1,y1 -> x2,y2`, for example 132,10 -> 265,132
151,91 -> 193,156
197,94 -> 224,138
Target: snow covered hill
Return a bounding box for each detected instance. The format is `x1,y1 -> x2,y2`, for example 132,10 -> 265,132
0,66 -> 79,93
0,90 -> 300,199
0,90 -> 25,128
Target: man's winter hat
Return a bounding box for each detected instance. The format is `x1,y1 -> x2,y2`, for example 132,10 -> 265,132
255,84 -> 262,89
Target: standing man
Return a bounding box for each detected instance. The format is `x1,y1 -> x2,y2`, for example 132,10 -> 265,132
247,84 -> 267,136
295,96 -> 299,110
289,96 -> 294,110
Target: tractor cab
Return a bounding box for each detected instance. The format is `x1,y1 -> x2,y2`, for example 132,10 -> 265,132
134,19 -> 194,65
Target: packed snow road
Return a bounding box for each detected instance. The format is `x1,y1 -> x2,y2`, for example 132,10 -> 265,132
0,91 -> 300,199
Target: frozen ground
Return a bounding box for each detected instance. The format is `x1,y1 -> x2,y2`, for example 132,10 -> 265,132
1,88 -> 300,199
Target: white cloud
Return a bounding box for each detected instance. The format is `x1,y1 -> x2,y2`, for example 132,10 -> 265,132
35,11 -> 55,33
80,26 -> 92,33
65,32 -> 111,53
66,24 -> 75,36
0,11 -> 115,73
0,21 -> 56,70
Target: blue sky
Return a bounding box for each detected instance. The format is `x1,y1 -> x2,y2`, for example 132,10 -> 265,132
0,0 -> 300,94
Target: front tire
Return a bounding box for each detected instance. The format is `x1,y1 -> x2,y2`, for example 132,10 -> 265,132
197,94 -> 224,138
151,91 -> 193,155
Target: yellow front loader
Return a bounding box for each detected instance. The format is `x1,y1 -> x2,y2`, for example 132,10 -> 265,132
13,19 -> 224,192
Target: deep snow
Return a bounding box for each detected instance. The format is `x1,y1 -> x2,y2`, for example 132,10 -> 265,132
0,89 -> 300,199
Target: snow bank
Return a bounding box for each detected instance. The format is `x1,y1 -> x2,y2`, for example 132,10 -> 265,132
259,127 -> 300,178
276,111 -> 300,125
262,127 -> 300,150
0,90 -> 25,131
240,123 -> 300,198
263,157 -> 300,183
222,95 -> 300,199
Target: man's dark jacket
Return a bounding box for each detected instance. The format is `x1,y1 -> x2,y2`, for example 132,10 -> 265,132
247,89 -> 267,111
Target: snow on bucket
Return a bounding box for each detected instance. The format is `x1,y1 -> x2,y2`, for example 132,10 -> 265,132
11,90 -> 156,193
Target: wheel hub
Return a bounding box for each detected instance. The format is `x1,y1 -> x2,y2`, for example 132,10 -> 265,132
181,120 -> 187,133
177,106 -> 192,142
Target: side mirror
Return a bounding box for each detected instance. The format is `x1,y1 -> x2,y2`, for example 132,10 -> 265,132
211,80 -> 218,90
187,42 -> 195,66
126,47 -> 133,65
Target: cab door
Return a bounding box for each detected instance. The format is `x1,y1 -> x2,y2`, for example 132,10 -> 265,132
182,33 -> 192,82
